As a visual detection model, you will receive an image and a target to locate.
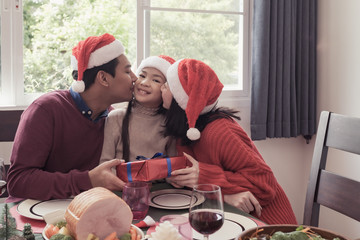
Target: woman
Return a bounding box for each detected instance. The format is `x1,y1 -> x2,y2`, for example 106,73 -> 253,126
161,58 -> 297,224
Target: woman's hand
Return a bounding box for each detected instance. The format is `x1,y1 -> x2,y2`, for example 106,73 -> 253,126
167,152 -> 199,188
224,191 -> 262,217
89,159 -> 126,191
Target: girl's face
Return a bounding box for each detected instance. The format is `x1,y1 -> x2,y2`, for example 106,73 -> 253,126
160,82 -> 173,110
134,67 -> 166,108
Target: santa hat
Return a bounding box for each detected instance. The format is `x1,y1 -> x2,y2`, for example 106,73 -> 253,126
136,55 -> 175,78
166,59 -> 224,141
71,33 -> 125,92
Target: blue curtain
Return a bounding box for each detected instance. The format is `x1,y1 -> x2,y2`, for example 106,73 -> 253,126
250,0 -> 317,141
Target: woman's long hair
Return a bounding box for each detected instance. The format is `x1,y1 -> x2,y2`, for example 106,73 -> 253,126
163,99 -> 240,145
121,99 -> 167,162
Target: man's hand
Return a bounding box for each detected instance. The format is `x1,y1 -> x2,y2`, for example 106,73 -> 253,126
224,191 -> 262,217
167,152 -> 199,188
89,159 -> 125,191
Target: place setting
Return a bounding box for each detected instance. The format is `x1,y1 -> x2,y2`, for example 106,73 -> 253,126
17,198 -> 73,221
146,183 -> 262,240
8,198 -> 74,234
149,188 -> 205,210
6,181 -> 264,240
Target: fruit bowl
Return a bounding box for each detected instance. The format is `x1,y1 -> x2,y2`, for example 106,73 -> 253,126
237,224 -> 350,240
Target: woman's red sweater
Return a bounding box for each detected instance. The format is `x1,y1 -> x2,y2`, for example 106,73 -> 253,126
177,118 -> 297,224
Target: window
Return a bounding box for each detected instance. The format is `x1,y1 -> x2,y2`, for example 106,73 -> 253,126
0,0 -> 250,107
137,0 -> 250,98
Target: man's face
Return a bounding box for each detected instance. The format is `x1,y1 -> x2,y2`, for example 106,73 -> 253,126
108,55 -> 137,103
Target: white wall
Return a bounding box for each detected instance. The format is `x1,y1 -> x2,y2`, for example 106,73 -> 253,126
315,0 -> 360,239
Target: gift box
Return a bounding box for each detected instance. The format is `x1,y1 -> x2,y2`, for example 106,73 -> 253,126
117,156 -> 191,182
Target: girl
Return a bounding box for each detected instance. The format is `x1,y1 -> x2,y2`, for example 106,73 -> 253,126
100,55 -> 177,164
161,58 -> 297,225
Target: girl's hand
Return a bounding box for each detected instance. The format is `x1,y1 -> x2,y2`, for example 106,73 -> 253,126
167,152 -> 199,188
224,191 -> 262,217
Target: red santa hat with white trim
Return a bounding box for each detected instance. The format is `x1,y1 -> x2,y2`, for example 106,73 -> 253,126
136,55 -> 175,78
166,59 -> 224,141
71,33 -> 125,92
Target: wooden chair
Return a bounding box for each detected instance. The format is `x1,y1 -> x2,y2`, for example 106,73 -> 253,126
0,110 -> 23,198
303,111 -> 360,226
0,110 -> 23,142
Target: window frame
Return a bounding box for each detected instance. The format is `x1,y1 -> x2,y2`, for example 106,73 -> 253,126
0,0 -> 252,108
136,0 -> 251,99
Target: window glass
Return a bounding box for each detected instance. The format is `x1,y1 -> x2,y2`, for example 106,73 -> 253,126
148,11 -> 243,88
145,0 -> 245,90
1,0 -> 249,107
22,0 -> 136,93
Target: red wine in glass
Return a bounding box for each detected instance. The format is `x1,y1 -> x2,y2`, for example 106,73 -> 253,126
189,209 -> 224,235
189,184 -> 224,240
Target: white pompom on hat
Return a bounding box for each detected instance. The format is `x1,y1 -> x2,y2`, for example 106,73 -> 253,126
71,33 -> 125,92
136,55 -> 175,78
166,59 -> 224,141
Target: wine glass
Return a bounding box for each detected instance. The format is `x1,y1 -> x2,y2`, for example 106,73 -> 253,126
0,158 -> 7,196
189,184 -> 224,240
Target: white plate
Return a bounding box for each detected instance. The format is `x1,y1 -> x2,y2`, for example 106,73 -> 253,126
17,199 -> 73,220
149,189 -> 205,210
182,212 -> 258,240
43,223 -> 145,240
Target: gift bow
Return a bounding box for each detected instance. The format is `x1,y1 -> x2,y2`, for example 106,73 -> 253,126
136,152 -> 166,160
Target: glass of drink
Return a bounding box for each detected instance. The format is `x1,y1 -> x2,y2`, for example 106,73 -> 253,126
189,184 -> 224,240
0,158 -> 6,196
122,181 -> 150,221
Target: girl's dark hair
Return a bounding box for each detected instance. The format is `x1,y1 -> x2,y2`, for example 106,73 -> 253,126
121,99 -> 167,162
163,99 -> 240,145
71,57 -> 119,90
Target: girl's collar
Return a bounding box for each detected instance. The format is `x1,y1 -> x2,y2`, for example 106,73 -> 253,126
132,100 -> 160,116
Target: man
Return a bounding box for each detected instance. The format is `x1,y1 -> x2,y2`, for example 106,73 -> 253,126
7,33 -> 137,200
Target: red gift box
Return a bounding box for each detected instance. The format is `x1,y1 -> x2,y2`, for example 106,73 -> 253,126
117,156 -> 191,182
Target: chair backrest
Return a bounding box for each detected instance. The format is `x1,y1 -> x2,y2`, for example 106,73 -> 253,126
0,110 -> 23,198
0,110 -> 23,141
303,111 -> 360,226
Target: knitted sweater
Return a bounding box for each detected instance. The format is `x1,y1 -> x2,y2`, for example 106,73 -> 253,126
7,90 -> 104,200
177,118 -> 297,224
100,101 -> 177,163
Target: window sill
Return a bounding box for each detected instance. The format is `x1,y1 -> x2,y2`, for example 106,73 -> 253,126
0,105 -> 27,111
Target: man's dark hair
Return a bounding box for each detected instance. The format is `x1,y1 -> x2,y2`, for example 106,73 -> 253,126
163,99 -> 240,145
71,57 -> 119,90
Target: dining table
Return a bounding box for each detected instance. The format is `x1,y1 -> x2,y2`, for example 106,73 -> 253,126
0,181 -> 266,240
145,182 -> 264,223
